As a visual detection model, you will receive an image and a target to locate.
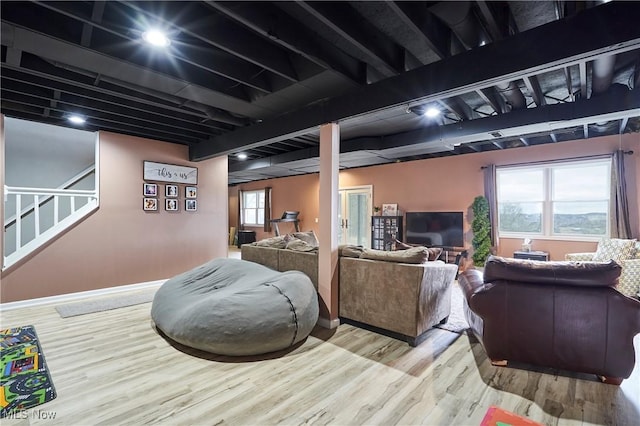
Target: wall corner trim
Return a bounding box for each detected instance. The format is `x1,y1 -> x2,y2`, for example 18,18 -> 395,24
317,316 -> 340,330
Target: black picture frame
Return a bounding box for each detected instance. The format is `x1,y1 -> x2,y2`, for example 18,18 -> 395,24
185,199 -> 197,211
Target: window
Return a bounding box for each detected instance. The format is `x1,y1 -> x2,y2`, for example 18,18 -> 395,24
242,190 -> 265,226
496,159 -> 610,239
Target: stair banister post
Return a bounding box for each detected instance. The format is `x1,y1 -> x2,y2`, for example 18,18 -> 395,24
34,194 -> 40,237
15,194 -> 21,250
54,196 -> 59,225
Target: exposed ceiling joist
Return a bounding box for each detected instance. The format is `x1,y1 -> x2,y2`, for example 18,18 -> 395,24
79,0 -> 105,47
205,1 -> 364,84
0,22 -> 268,117
523,75 -> 546,106
293,1 -> 404,77
123,1 -> 300,83
385,1 -> 451,59
31,1 -> 275,94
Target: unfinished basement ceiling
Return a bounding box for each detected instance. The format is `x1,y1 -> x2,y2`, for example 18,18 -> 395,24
1,1 -> 639,185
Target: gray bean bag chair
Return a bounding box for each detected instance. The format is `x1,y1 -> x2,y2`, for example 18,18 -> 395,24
151,258 -> 319,356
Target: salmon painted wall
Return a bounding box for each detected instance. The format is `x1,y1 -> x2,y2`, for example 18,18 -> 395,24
229,174 -> 320,242
229,134 -> 639,260
1,131 -> 228,302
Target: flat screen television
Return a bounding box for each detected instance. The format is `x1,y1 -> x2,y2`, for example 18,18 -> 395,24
405,212 -> 464,248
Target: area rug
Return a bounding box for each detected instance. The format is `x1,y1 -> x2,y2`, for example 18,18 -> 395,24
1,325 -> 56,418
435,281 -> 469,333
55,289 -> 156,318
480,405 -> 543,426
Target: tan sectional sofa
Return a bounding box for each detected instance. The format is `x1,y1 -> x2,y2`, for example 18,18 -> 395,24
339,257 -> 458,346
241,244 -> 318,290
241,242 -> 458,346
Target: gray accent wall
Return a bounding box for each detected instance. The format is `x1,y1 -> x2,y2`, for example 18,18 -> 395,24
4,117 -> 96,255
4,117 -> 95,188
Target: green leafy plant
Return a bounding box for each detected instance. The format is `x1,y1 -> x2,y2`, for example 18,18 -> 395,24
471,195 -> 492,266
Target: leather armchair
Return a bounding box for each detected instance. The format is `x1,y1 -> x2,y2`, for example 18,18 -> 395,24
459,256 -> 640,384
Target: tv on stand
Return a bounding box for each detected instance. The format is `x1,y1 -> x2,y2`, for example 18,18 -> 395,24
405,211 -> 464,248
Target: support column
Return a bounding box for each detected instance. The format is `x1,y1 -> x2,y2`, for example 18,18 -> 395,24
317,123 -> 340,329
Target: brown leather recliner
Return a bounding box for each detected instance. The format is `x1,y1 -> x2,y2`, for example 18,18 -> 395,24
459,256 -> 640,384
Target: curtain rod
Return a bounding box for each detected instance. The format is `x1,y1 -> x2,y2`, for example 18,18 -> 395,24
481,151 -> 634,169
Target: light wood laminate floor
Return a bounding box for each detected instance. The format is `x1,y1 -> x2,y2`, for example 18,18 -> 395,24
1,290 -> 639,426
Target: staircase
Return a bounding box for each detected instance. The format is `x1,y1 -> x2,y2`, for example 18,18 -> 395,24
3,166 -> 98,269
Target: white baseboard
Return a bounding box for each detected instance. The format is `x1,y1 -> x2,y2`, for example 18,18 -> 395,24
1,279 -> 167,311
317,316 -> 340,329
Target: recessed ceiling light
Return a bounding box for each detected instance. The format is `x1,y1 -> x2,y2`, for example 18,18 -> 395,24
237,153 -> 248,160
424,107 -> 440,118
68,115 -> 86,125
142,29 -> 171,47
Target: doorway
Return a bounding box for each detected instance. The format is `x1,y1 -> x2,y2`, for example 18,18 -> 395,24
338,186 -> 372,247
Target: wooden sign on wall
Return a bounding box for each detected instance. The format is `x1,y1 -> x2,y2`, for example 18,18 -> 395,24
143,161 -> 198,184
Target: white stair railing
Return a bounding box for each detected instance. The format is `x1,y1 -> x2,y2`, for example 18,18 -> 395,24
3,186 -> 99,269
3,166 -> 95,228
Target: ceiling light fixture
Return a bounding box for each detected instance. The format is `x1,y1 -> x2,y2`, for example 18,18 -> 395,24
142,29 -> 171,47
407,105 -> 442,118
67,115 -> 86,125
237,153 -> 248,160
424,107 -> 440,118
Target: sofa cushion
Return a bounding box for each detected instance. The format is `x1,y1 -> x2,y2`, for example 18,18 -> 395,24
592,238 -> 637,263
483,256 -> 621,287
394,241 -> 442,261
360,246 -> 428,264
289,231 -> 319,247
618,259 -> 640,298
427,247 -> 443,261
285,238 -> 318,252
339,245 -> 365,258
255,235 -> 289,249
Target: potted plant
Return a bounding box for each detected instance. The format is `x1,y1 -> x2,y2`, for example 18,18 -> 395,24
373,206 -> 381,216
471,195 -> 492,267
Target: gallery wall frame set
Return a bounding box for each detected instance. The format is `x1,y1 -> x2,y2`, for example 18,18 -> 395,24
142,161 -> 198,213
142,183 -> 198,212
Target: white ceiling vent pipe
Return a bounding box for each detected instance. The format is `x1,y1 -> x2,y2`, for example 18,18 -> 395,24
592,55 -> 616,96
588,2 -> 616,97
495,81 -> 527,110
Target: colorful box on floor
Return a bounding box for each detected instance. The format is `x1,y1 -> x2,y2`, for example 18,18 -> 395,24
480,405 -> 544,426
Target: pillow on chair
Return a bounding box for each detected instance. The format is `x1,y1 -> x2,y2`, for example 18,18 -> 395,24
592,238 -> 637,263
